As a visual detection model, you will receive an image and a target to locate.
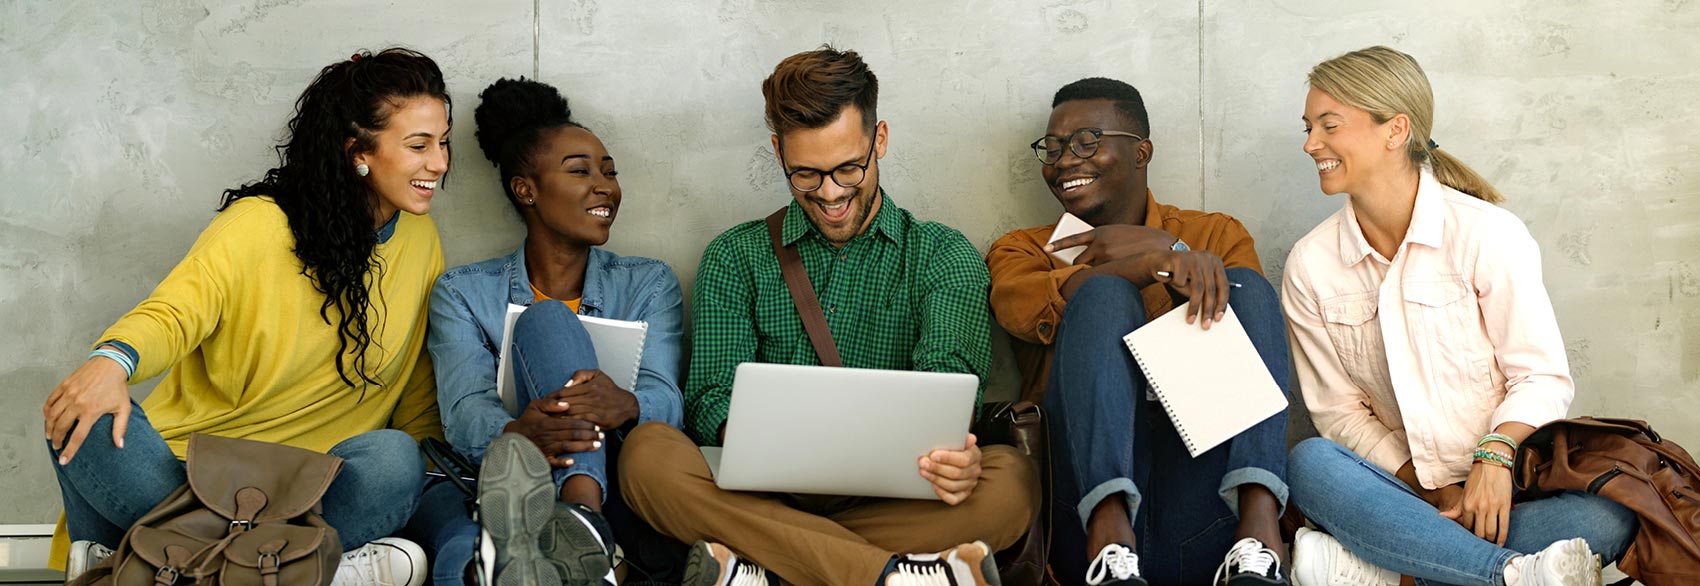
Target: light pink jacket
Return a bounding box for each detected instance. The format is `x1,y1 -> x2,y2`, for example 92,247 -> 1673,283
1282,172 -> 1574,489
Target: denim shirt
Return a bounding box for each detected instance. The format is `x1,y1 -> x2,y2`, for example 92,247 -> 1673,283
427,244 -> 685,463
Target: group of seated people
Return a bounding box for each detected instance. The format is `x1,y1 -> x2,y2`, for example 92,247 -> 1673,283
43,43 -> 1639,586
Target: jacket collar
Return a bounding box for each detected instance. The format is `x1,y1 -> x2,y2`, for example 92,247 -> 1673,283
503,244 -> 612,314
1337,170 -> 1447,265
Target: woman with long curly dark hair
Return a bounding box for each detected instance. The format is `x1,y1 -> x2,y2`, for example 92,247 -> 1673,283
410,77 -> 686,586
44,48 -> 452,586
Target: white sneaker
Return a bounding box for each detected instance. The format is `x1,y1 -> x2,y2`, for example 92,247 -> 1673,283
1085,543 -> 1144,586
1504,538 -> 1603,586
331,537 -> 427,586
683,541 -> 777,586
66,540 -> 114,581
1289,528 -> 1397,586
1214,537 -> 1285,585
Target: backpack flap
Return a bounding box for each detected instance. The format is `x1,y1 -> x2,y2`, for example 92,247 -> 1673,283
116,526 -> 215,585
185,433 -> 344,523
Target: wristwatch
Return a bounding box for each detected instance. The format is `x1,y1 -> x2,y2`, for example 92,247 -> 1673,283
1170,238 -> 1190,252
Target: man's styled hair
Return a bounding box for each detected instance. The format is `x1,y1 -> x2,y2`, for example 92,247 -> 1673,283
1052,77 -> 1151,137
762,45 -> 879,136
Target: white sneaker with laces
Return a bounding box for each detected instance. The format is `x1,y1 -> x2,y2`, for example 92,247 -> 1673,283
1214,537 -> 1285,585
1289,528 -> 1397,586
1503,537 -> 1603,586
882,541 -> 997,586
1085,543 -> 1143,586
331,537 -> 427,586
66,540 -> 114,581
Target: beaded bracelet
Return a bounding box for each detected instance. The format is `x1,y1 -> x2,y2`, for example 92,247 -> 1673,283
89,347 -> 136,379
1473,447 -> 1514,470
1479,432 -> 1519,452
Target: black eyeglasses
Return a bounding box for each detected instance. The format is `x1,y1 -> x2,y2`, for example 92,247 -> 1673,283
779,137 -> 877,192
1030,128 -> 1145,166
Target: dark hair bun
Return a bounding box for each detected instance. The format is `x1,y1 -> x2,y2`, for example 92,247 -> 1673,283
474,77 -> 573,167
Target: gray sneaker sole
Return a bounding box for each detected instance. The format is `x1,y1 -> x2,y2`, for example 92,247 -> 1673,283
480,434 -> 561,586
681,541 -> 725,586
544,504 -> 614,585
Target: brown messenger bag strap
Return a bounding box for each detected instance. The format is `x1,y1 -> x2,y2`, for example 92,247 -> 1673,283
765,208 -> 844,368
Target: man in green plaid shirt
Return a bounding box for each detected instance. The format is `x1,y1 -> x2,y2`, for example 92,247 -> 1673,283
619,47 -> 1035,586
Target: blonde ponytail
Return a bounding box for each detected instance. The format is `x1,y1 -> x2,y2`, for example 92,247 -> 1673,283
1308,46 -> 1504,203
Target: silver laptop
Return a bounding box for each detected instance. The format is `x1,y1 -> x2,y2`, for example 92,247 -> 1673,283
700,363 -> 978,500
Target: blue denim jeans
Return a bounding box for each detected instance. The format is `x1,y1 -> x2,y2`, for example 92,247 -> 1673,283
1289,437 -> 1638,586
50,404 -> 425,551
1044,270 -> 1291,585
408,301 -> 676,586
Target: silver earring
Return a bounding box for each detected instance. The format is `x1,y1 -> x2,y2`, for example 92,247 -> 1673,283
355,164 -> 370,177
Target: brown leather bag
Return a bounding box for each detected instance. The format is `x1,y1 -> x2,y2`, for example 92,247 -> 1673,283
764,208 -> 1051,585
72,433 -> 345,586
1513,417 -> 1700,585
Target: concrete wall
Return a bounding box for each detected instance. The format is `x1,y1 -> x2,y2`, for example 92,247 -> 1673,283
1,1 -> 1695,521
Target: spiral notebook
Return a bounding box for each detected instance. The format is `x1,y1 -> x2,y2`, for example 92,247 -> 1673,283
496,303 -> 649,414
1121,302 -> 1287,457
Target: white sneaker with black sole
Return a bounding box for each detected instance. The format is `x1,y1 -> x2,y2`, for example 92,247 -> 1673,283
66,540 -> 114,582
331,537 -> 427,586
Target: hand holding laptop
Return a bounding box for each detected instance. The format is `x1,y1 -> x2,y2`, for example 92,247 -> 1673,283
918,433 -> 982,505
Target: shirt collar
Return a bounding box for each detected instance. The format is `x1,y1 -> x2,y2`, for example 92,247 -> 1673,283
1141,189 -> 1168,230
374,211 -> 400,244
1336,170 -> 1448,265
781,188 -> 901,246
504,244 -> 610,313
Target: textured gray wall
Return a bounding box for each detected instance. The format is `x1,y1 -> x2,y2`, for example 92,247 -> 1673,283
2,1 -> 1696,521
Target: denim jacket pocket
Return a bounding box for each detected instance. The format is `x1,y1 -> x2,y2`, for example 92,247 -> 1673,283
1402,279 -> 1492,395
1320,293 -> 1387,391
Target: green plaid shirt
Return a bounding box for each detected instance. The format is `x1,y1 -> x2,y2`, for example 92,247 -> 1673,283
684,191 -> 993,445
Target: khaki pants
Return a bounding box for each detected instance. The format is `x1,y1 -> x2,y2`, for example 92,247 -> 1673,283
619,422 -> 1037,586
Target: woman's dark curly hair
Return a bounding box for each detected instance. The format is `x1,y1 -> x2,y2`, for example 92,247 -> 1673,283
473,77 -> 581,215
220,48 -> 450,390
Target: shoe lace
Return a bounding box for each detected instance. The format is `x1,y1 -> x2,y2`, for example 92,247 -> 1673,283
336,546 -> 393,586
1213,538 -> 1279,585
884,557 -> 959,586
728,559 -> 774,586
1327,546 -> 1390,586
1086,543 -> 1139,585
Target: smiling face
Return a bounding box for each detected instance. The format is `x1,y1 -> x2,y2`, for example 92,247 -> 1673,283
771,106 -> 886,245
514,126 -> 621,247
1041,99 -> 1150,226
1302,87 -> 1411,196
354,96 -> 451,224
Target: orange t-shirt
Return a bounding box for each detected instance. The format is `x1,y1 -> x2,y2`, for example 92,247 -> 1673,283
530,282 -> 582,313
986,189 -> 1264,403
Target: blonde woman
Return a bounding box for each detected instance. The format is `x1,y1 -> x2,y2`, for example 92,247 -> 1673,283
1281,46 -> 1637,586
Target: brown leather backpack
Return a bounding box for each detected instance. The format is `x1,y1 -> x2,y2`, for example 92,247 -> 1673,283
71,433 -> 345,586
764,208 -> 1051,585
1513,417 -> 1700,585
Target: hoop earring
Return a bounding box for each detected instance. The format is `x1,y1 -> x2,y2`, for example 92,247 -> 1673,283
355,164 -> 370,177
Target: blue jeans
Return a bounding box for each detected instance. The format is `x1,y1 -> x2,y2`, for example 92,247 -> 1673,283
1045,271 -> 1291,585
1288,437 -> 1638,586
409,301 -> 653,586
50,404 -> 425,551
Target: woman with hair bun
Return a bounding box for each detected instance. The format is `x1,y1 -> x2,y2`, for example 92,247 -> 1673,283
414,77 -> 684,586
46,47 -> 453,586
1282,46 -> 1637,586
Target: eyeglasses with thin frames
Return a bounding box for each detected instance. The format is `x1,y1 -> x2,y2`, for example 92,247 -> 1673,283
778,136 -> 877,192
1030,128 -> 1145,166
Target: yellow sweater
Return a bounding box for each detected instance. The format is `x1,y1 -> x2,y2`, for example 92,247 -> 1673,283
97,196 -> 445,457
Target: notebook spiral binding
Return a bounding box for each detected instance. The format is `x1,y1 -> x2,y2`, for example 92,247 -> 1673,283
1126,345 -> 1198,455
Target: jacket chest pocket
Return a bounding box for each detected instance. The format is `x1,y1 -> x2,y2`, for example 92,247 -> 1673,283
1320,293 -> 1391,392
1402,279 -> 1492,394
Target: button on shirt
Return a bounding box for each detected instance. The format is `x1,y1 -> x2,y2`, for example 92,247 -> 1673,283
1281,172 -> 1573,489
684,191 -> 993,446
